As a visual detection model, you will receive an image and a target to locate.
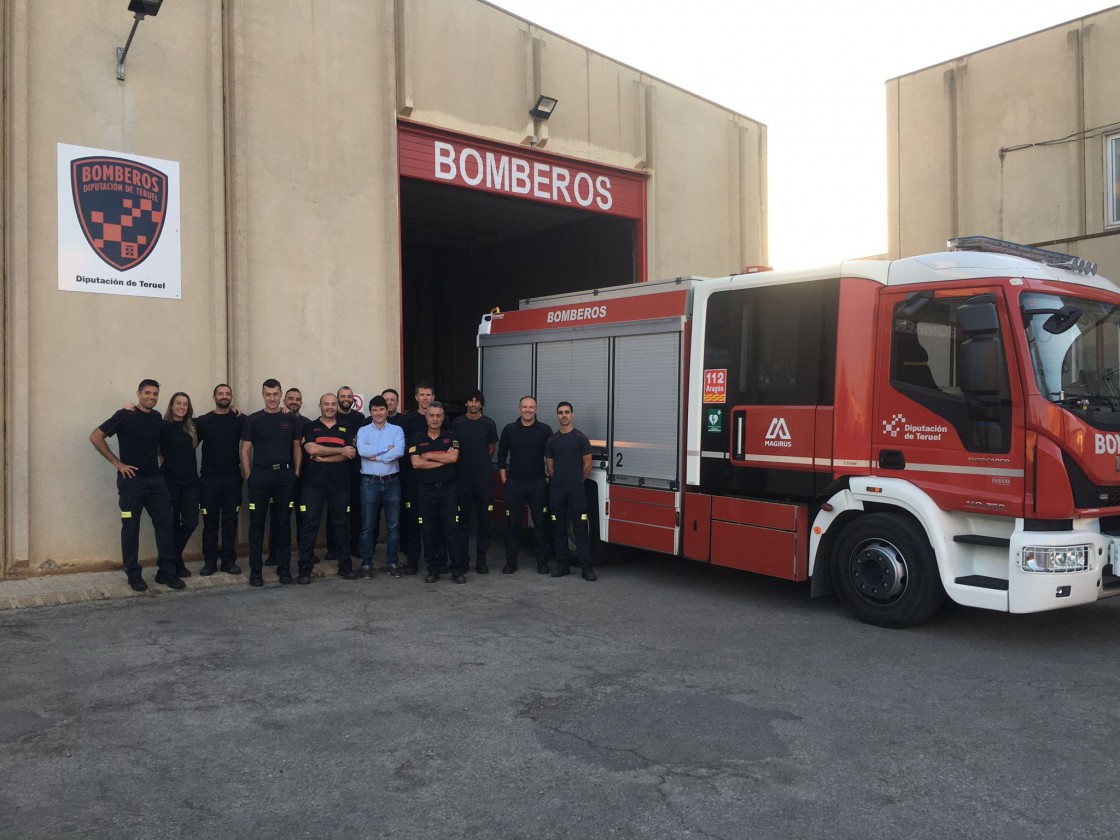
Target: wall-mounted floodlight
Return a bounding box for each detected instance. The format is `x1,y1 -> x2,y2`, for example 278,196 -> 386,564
117,0 -> 166,81
529,95 -> 559,121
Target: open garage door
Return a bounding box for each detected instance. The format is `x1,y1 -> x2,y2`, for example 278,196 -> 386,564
397,122 -> 647,416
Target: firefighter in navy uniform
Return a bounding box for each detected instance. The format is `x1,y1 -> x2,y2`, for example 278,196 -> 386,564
545,401 -> 596,581
89,378 -> 182,591
275,387 -> 313,566
240,379 -> 303,587
409,401 -> 468,583
497,395 -> 553,574
401,382 -> 447,573
333,387 -> 365,560
452,389 -> 498,573
297,393 -> 359,584
195,384 -> 245,576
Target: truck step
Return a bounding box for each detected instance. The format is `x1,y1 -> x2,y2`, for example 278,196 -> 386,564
953,534 -> 1011,548
954,575 -> 1009,591
1103,574 -> 1120,592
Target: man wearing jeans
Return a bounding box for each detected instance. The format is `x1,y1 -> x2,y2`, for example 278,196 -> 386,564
357,395 -> 405,578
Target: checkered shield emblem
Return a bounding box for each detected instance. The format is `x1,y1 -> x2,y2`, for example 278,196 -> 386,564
70,156 -> 168,271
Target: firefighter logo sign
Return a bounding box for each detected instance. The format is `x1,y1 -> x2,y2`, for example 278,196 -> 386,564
57,143 -> 181,299
71,156 -> 167,271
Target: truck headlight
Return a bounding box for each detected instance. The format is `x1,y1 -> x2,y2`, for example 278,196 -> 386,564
1019,545 -> 1090,573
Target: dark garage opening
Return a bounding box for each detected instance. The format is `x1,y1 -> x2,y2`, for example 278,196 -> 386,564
399,177 -> 637,412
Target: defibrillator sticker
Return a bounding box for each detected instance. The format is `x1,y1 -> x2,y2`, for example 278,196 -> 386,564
703,369 -> 727,404
706,408 -> 723,433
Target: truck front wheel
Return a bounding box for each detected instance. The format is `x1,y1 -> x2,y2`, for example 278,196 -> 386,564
831,513 -> 945,628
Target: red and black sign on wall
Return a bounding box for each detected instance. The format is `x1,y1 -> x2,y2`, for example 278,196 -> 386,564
70,156 -> 168,271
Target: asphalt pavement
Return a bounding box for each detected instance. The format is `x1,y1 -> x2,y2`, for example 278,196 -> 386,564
2,550 -> 1119,840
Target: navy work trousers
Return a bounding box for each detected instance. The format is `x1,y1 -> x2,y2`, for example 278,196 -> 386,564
418,482 -> 466,576
200,475 -> 242,567
298,484 -> 351,576
549,482 -> 593,571
117,474 -> 176,581
247,467 -> 296,574
504,478 -> 550,565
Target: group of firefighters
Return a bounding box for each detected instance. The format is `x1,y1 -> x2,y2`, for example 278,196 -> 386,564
90,379 -> 599,593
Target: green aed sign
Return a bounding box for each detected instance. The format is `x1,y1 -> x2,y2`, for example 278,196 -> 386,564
706,407 -> 723,433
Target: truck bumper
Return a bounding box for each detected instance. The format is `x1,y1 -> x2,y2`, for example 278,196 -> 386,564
1007,530 -> 1104,614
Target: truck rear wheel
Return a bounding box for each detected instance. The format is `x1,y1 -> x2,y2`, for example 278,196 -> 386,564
832,513 -> 945,628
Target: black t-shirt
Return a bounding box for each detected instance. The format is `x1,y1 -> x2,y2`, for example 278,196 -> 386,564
497,420 -> 553,481
386,414 -> 406,429
545,429 -> 592,486
160,420 -> 198,482
99,408 -> 163,477
408,431 -> 459,485
196,410 -> 247,479
336,410 -> 367,430
302,419 -> 355,489
452,414 -> 497,484
241,410 -> 300,467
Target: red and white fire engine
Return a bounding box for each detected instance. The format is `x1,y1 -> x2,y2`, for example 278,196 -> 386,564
477,237 -> 1120,626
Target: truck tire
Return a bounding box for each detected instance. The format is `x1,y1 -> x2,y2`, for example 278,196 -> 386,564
831,513 -> 945,628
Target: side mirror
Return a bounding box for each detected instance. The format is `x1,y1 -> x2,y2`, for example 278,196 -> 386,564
1043,305 -> 1082,335
1022,304 -> 1082,335
959,335 -> 1002,395
957,300 -> 999,335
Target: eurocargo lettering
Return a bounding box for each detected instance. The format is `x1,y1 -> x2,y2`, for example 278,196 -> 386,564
478,237 -> 1120,627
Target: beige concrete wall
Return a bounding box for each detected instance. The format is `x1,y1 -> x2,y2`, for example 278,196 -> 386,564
404,0 -> 767,276
2,1 -> 227,574
0,0 -> 765,577
225,1 -> 400,412
887,8 -> 1120,280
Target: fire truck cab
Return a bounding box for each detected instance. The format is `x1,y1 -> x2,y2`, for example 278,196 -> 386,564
477,238 -> 1120,626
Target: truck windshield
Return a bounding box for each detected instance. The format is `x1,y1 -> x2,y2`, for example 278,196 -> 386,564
1022,292 -> 1120,410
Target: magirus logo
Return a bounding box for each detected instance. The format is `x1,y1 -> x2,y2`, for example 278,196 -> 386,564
764,417 -> 792,448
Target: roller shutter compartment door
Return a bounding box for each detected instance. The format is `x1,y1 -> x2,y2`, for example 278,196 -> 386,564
611,333 -> 681,485
536,339 -> 609,446
480,344 -> 534,430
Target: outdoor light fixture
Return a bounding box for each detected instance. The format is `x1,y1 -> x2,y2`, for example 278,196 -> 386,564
117,0 -> 166,81
529,95 -> 559,120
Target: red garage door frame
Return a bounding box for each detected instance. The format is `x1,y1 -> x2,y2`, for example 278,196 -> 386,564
397,119 -> 648,276
396,119 -> 649,396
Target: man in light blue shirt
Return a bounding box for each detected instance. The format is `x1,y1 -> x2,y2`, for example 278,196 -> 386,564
356,395 -> 406,578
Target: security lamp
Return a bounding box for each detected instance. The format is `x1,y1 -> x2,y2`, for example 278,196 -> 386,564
530,95 -> 559,120
127,0 -> 164,14
117,0 -> 167,80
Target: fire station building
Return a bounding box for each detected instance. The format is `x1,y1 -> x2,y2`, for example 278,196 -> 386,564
887,6 -> 1120,278
0,1 -> 767,577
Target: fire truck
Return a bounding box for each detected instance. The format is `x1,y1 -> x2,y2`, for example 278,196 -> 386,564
477,237 -> 1120,627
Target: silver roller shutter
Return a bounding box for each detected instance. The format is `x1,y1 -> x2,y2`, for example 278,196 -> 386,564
480,344 -> 534,431
612,333 -> 681,484
536,339 -> 609,446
